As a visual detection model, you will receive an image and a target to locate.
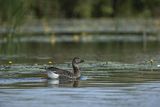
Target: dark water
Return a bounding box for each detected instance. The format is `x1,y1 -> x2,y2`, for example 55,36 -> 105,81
0,39 -> 160,64
0,36 -> 160,107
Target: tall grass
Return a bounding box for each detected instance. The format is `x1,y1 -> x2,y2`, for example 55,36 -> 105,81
0,0 -> 31,36
0,0 -> 159,35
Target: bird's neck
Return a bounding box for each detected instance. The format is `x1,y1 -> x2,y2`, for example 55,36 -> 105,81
72,63 -> 80,77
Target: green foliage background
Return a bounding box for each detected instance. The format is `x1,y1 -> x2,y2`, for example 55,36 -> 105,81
0,0 -> 160,24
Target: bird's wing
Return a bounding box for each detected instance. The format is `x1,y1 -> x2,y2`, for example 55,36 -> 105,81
46,67 -> 74,77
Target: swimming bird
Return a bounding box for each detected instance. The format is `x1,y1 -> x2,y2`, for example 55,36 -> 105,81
46,57 -> 84,80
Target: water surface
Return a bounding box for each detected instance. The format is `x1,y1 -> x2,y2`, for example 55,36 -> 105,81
0,68 -> 160,107
0,35 -> 160,107
0,39 -> 160,64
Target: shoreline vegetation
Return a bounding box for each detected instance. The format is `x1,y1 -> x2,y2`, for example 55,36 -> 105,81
0,0 -> 160,42
1,0 -> 160,21
1,0 -> 160,24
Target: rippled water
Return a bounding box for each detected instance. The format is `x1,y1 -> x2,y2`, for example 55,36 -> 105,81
0,63 -> 160,107
0,35 -> 160,107
1,84 -> 160,107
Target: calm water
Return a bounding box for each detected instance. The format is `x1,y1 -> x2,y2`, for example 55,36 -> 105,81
0,39 -> 160,64
0,35 -> 160,107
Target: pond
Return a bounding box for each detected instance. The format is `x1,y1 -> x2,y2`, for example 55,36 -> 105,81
0,36 -> 160,64
0,35 -> 160,107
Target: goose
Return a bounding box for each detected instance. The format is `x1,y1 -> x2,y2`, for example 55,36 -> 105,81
46,57 -> 84,80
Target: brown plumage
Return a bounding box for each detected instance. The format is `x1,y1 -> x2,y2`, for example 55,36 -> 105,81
46,57 -> 84,79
